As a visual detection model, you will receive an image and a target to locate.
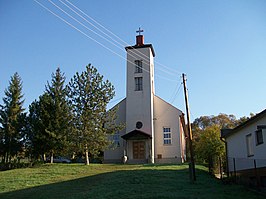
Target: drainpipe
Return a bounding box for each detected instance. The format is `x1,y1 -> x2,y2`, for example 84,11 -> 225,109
220,137 -> 229,177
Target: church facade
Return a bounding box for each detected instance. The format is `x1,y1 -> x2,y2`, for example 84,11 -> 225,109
104,33 -> 186,164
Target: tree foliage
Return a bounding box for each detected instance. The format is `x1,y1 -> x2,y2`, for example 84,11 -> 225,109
27,95 -> 51,160
27,68 -> 72,162
68,64 -> 120,165
0,73 -> 25,163
192,113 -> 254,171
194,125 -> 225,163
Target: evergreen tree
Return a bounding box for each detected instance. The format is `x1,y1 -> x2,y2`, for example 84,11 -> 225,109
45,67 -> 72,162
0,73 -> 25,163
27,68 -> 72,162
27,98 -> 44,160
68,64 -> 119,165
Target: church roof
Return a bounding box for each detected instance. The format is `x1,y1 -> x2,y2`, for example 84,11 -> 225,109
154,95 -> 183,113
121,129 -> 152,140
125,44 -> 155,57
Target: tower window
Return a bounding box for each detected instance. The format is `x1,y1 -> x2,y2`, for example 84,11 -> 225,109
135,60 -> 143,73
135,77 -> 143,91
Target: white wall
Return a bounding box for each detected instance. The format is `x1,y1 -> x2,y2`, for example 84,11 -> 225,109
226,116 -> 266,171
104,99 -> 126,162
153,96 -> 184,163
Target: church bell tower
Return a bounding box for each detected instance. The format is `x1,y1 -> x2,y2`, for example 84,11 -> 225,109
124,29 -> 155,163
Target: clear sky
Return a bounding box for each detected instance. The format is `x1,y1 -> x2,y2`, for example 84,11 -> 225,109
0,0 -> 266,120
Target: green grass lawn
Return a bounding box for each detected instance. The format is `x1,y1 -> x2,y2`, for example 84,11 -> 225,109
0,163 -> 264,199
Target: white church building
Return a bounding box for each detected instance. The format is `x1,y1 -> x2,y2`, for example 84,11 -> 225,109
104,31 -> 186,164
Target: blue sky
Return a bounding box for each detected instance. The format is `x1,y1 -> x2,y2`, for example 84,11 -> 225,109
0,0 -> 266,120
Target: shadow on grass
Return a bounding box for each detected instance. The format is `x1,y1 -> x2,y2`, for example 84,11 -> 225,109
0,167 -> 263,199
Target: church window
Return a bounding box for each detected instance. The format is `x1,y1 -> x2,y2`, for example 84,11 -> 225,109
112,133 -> 120,147
135,77 -> 143,91
136,121 -> 143,129
163,127 -> 172,145
135,60 -> 143,73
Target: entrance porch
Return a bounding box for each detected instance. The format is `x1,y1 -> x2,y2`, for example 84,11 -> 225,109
121,130 -> 152,164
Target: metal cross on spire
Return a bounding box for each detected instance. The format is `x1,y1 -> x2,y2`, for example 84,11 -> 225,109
136,27 -> 144,35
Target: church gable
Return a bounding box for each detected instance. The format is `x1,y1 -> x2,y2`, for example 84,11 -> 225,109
153,95 -> 182,121
104,30 -> 185,164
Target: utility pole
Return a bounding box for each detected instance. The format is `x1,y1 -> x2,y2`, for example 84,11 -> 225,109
182,73 -> 196,182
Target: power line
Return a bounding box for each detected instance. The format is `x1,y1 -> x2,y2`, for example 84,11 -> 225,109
61,0 -> 183,76
155,80 -> 183,120
169,76 -> 183,104
34,0 -> 178,82
47,0 -> 175,79
51,0 -> 178,77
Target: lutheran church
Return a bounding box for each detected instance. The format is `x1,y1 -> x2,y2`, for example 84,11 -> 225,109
104,30 -> 186,164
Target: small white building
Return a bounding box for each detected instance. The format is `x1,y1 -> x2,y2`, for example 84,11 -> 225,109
104,32 -> 186,164
221,109 -> 266,186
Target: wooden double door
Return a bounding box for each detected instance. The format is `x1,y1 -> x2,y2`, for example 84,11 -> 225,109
133,141 -> 146,159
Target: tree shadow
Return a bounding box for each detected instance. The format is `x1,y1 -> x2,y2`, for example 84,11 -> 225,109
0,167 -> 262,199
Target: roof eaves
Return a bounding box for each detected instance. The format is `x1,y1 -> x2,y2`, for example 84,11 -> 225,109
221,109 -> 266,138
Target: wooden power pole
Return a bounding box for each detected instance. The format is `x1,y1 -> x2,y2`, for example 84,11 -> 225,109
182,73 -> 196,182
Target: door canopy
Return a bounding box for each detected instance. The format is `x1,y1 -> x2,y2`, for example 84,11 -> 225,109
121,130 -> 152,140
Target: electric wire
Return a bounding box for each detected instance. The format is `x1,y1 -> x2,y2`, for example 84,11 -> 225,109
51,0 -> 178,77
35,0 -> 185,111
155,80 -> 183,120
64,0 -> 182,75
35,0 -> 179,82
35,0 -> 184,108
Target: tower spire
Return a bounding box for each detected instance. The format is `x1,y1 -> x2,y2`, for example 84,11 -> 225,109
136,27 -> 144,35
136,27 -> 144,46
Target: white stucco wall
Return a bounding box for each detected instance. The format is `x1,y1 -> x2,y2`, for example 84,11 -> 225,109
104,99 -> 126,162
125,47 -> 154,135
126,47 -> 155,163
226,115 -> 266,171
153,96 -> 184,163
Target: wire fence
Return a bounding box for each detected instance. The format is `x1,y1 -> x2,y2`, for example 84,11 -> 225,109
226,157 -> 266,188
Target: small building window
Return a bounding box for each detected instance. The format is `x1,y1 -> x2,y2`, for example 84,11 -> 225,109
246,134 -> 254,157
163,127 -> 172,145
112,133 -> 120,147
135,77 -> 143,91
256,129 -> 264,145
135,60 -> 142,73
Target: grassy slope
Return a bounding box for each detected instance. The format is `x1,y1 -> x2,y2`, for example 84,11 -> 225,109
0,164 -> 264,199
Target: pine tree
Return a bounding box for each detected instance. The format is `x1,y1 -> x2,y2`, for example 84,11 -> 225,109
68,64 -> 119,165
27,68 -> 72,162
27,97 -> 51,161
45,67 -> 72,162
0,73 -> 25,163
